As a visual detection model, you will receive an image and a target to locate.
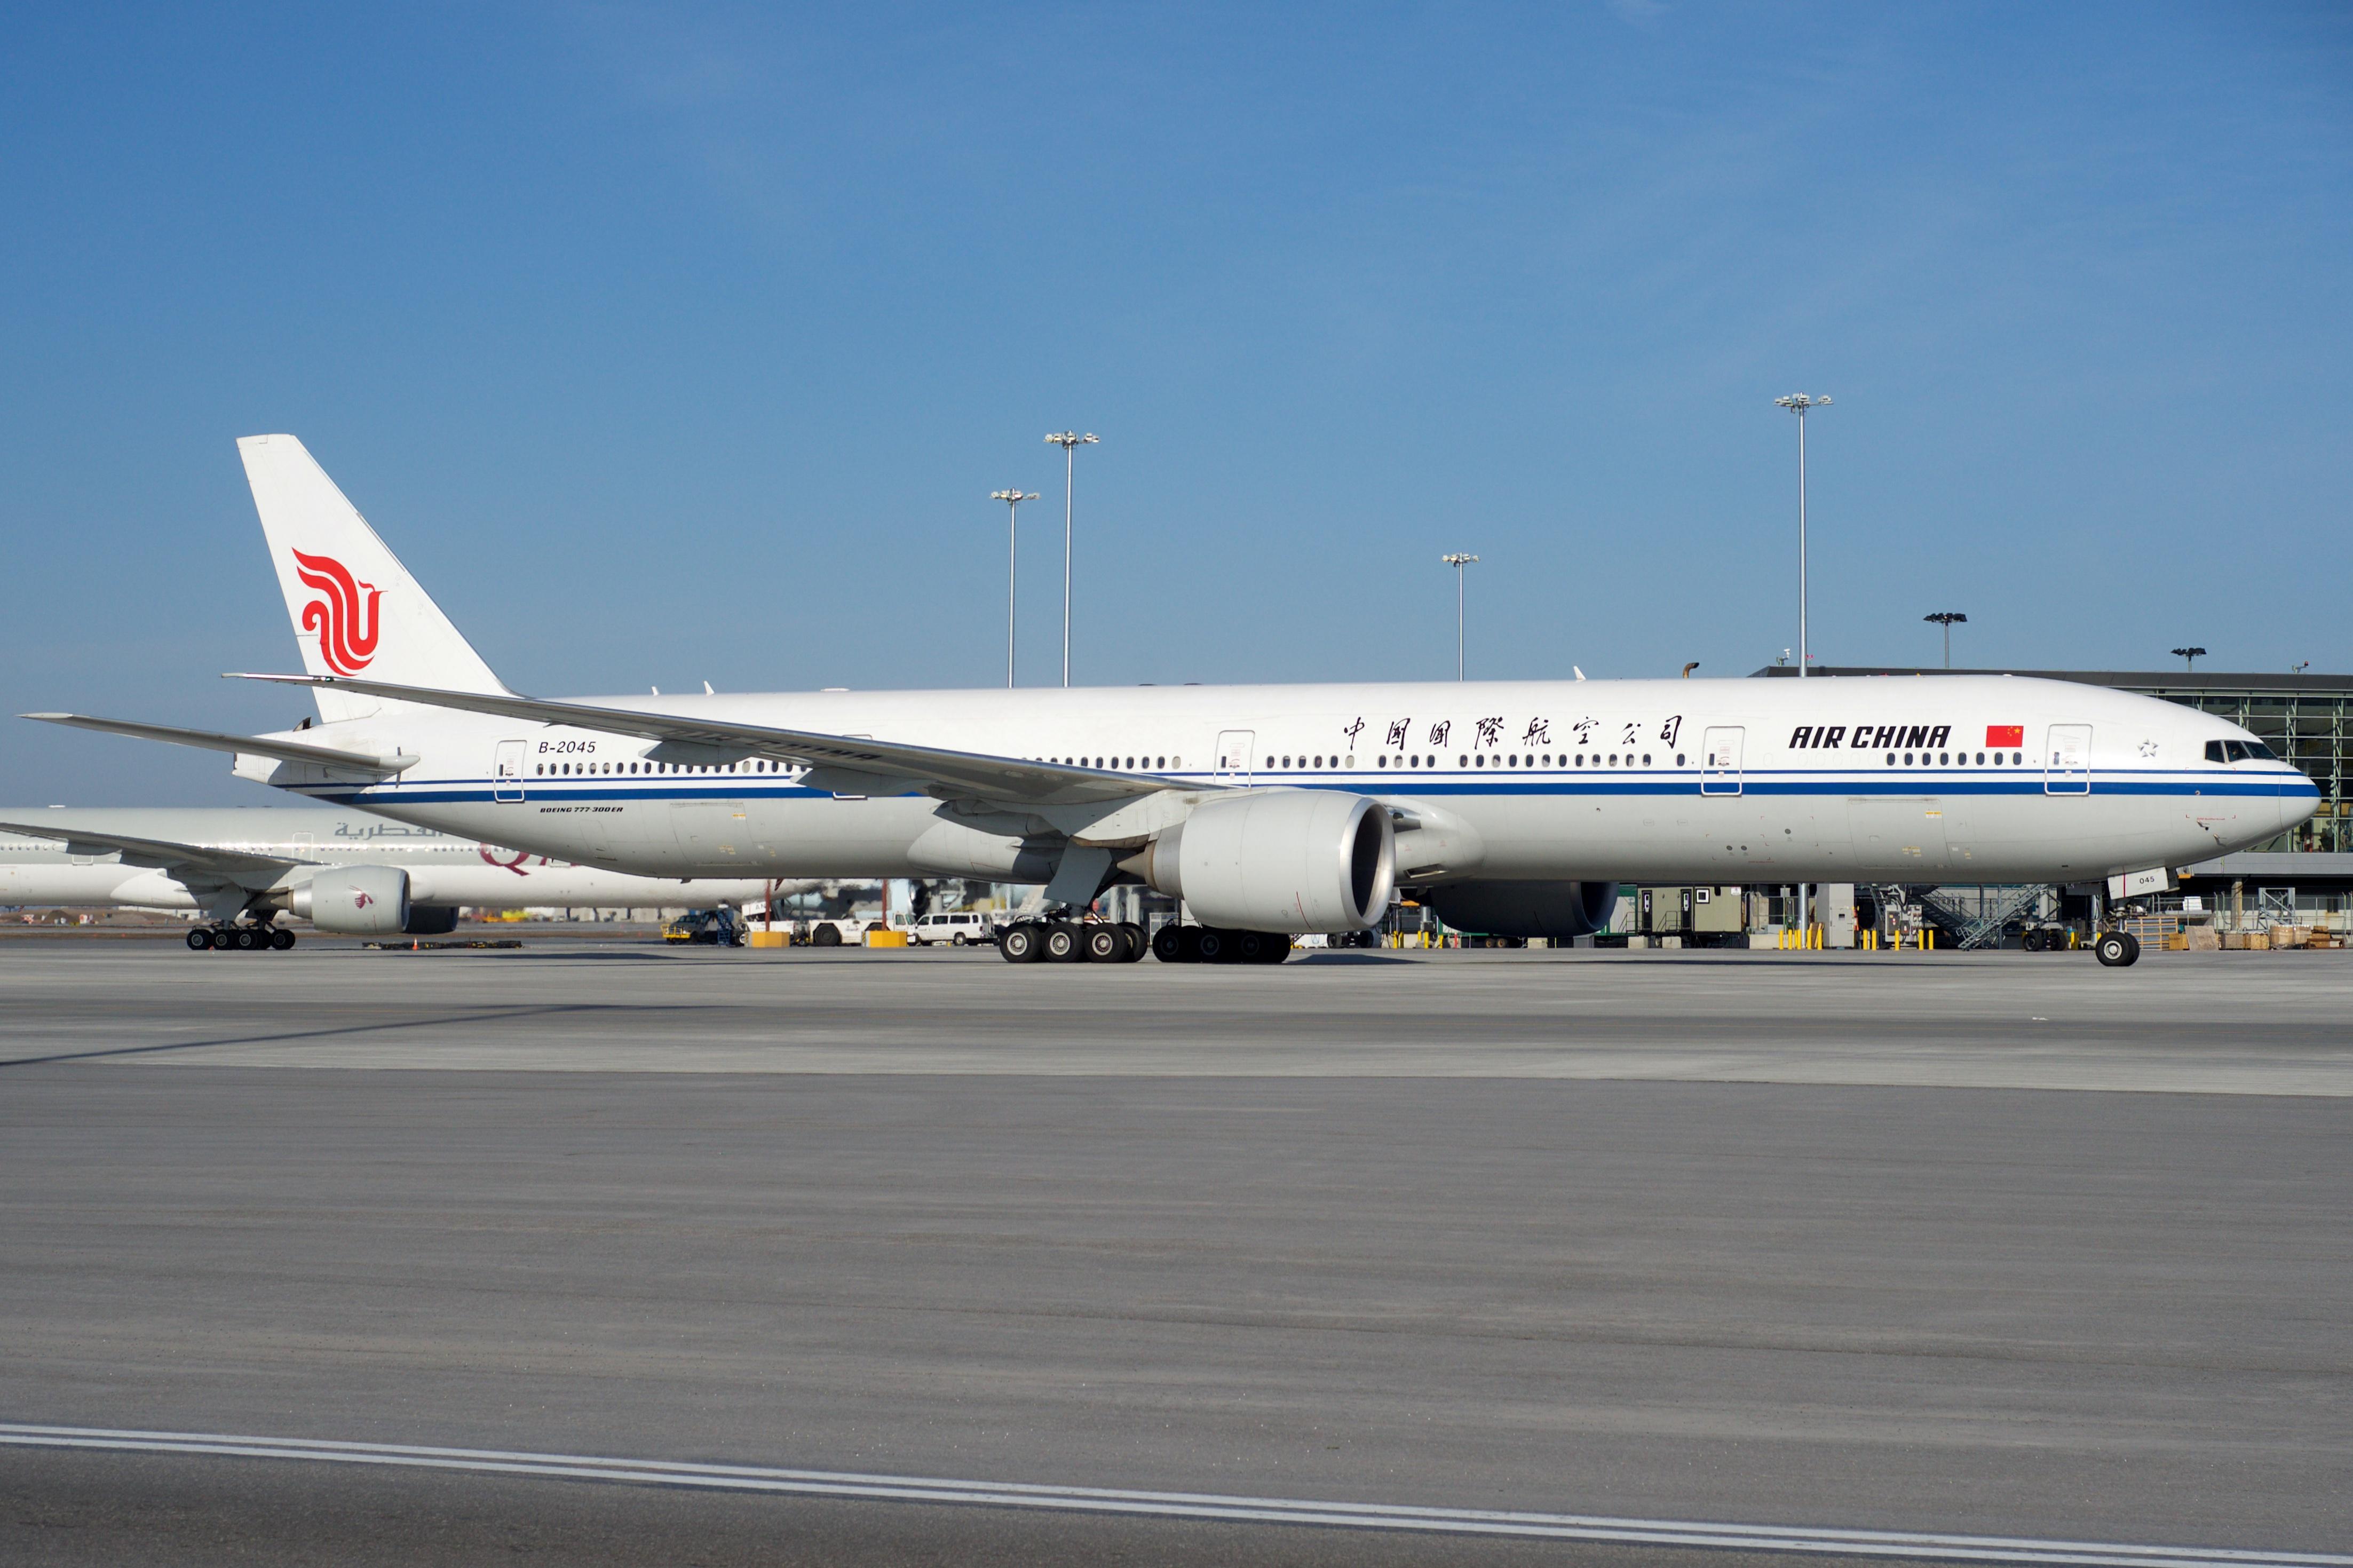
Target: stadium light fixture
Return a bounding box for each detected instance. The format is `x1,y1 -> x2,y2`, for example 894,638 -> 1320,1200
1442,553 -> 1479,680
1044,433 -> 1098,687
1774,394 -> 1830,678
991,490 -> 1037,687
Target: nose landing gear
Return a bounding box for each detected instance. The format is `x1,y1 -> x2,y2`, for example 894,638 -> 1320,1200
2094,930 -> 2140,967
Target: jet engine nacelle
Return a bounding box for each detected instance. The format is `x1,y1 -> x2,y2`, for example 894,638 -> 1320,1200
1424,880 -> 1619,940
1122,789 -> 1395,933
291,866 -> 411,936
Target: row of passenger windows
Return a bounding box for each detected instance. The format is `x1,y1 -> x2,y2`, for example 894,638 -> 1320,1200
530,743 -> 2236,781
1889,750 -> 2025,767
537,759 -> 795,777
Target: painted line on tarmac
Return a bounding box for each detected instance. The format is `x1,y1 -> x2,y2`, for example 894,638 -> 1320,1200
0,1422 -> 2340,1567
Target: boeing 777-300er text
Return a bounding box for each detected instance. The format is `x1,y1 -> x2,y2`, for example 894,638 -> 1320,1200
26,435 -> 2317,966
0,805 -> 790,949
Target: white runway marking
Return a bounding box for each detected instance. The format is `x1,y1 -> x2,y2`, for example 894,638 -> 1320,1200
0,1423 -> 2341,1566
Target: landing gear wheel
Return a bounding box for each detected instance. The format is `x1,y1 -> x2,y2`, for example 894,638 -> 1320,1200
1044,922 -> 1087,962
186,928 -> 213,951
998,923 -> 1044,963
1083,924 -> 1126,963
1117,922 -> 1146,962
1194,928 -> 1230,964
1152,924 -> 1191,963
2095,930 -> 2139,968
271,928 -> 297,951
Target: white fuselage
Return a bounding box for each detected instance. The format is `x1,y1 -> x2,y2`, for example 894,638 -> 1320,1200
0,807 -> 780,914
243,675 -> 2315,887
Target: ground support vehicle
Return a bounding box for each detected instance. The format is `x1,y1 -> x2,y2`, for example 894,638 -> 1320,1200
663,908 -> 746,946
906,910 -> 1001,946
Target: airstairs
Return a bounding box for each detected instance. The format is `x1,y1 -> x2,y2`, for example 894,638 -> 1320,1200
1914,884 -> 2047,949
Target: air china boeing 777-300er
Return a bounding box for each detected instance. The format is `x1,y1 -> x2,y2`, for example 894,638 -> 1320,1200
28,435 -> 2317,967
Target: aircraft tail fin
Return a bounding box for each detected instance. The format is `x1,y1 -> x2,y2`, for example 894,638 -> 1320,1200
237,435 -> 506,722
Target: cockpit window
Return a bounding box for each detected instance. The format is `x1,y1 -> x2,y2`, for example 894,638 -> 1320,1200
2244,741 -> 2277,760
2206,741 -> 2228,763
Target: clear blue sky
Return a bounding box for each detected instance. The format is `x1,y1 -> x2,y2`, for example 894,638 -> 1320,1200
4,3 -> 2348,803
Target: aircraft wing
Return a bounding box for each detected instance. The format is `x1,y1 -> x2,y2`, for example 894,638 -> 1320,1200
0,818 -> 311,878
21,714 -> 418,774
226,673 -> 1207,806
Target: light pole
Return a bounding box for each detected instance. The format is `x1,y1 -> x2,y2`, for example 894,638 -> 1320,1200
1442,553 -> 1478,680
1774,394 -> 1830,677
1044,432 -> 1098,687
1924,611 -> 1967,669
2172,645 -> 2206,672
991,490 -> 1036,687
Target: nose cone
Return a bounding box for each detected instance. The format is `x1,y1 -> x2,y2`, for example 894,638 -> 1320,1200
2278,771 -> 2323,838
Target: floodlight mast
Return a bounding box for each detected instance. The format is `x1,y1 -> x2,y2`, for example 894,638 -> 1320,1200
2172,646 -> 2206,672
1044,433 -> 1098,687
1442,553 -> 1479,680
1924,611 -> 1967,669
992,490 -> 1037,687
1774,394 -> 1830,677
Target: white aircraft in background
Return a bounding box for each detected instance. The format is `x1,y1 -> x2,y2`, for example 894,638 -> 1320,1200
27,434 -> 2317,967
0,805 -> 790,951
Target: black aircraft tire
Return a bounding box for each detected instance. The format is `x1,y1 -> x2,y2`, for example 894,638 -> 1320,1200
1083,925 -> 1126,963
998,924 -> 1042,963
1044,923 -> 1086,962
1118,922 -> 1146,962
1152,924 -> 1189,963
2095,930 -> 2140,968
1195,929 -> 1230,964
186,929 -> 212,951
1257,934 -> 1294,964
272,929 -> 297,951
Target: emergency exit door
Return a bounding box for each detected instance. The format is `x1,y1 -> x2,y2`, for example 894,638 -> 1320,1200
2045,724 -> 2091,795
493,739 -> 526,802
1701,727 -> 1744,796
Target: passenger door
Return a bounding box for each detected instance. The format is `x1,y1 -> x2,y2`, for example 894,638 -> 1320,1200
1215,730 -> 1256,785
1701,727 -> 1744,796
494,739 -> 526,803
2045,724 -> 2092,796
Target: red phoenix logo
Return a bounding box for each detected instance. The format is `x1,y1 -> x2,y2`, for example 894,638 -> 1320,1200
292,550 -> 382,676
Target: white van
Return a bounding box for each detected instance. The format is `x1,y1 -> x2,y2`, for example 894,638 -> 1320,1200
906,910 -> 1000,946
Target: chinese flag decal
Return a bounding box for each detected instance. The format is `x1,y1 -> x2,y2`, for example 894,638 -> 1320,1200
1986,724 -> 2024,747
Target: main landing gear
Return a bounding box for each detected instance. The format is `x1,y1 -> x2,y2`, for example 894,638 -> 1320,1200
1148,924 -> 1293,965
995,920 -> 1148,964
187,925 -> 297,952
